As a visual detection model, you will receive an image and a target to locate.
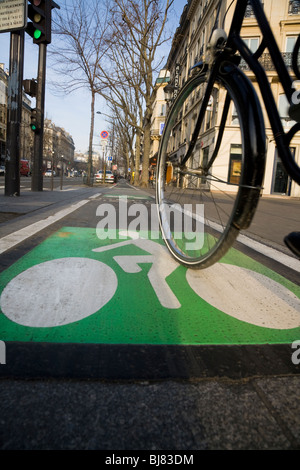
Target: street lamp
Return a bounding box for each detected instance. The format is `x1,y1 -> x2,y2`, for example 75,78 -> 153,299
96,111 -> 112,120
163,83 -> 175,102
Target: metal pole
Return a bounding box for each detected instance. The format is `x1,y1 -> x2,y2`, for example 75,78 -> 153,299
50,165 -> 53,190
60,156 -> 63,190
5,30 -> 24,197
31,43 -> 47,191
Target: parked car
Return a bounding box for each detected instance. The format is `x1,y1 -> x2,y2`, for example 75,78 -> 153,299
95,170 -> 103,182
45,169 -> 56,177
105,170 -> 115,183
95,170 -> 115,183
0,165 -> 5,176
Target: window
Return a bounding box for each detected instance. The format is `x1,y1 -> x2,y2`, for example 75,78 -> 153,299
231,104 -> 239,125
278,93 -> 295,128
228,144 -> 242,185
243,37 -> 260,52
272,148 -> 295,194
286,36 -> 297,53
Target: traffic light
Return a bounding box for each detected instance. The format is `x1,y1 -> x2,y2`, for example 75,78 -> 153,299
26,0 -> 51,44
30,108 -> 41,133
23,79 -> 37,97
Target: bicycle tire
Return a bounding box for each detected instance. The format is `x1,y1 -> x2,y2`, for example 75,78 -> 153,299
156,61 -> 266,269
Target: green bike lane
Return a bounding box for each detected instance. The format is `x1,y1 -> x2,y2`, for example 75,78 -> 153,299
0,186 -> 299,378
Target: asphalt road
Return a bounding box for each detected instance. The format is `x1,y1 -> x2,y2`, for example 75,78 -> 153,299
0,177 -> 299,451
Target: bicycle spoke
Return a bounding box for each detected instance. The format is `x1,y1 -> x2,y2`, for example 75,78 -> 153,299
156,64 -> 265,268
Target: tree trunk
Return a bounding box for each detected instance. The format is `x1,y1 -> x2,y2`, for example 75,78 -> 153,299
87,91 -> 95,186
134,129 -> 141,186
140,117 -> 151,188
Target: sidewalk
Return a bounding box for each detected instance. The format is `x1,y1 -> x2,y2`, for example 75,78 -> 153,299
0,184 -> 98,216
0,184 -> 101,237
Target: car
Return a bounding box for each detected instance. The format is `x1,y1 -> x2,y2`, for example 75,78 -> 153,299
105,170 -> 115,183
45,169 -> 56,177
0,165 -> 5,176
95,170 -> 103,182
95,170 -> 115,183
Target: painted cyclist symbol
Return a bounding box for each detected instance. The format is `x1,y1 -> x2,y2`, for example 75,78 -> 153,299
0,230 -> 299,330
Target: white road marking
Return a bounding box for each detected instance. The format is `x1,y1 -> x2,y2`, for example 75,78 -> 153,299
1,234 -> 298,329
0,199 -> 90,254
94,231 -> 181,309
0,186 -> 299,273
187,263 -> 300,329
0,258 -> 117,327
125,182 -> 139,190
203,218 -> 300,272
237,233 -> 300,273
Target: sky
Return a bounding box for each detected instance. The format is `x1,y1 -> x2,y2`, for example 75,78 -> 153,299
0,0 -> 188,154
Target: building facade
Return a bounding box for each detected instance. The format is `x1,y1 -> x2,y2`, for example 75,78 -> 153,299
149,68 -> 170,170
0,64 -> 33,166
0,64 -> 7,164
163,0 -> 300,197
0,63 -> 75,175
44,119 -> 75,174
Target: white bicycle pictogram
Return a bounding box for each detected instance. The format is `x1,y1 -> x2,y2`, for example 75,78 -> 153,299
0,230 -> 299,330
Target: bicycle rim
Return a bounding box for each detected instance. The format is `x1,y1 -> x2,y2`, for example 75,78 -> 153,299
156,65 -> 265,269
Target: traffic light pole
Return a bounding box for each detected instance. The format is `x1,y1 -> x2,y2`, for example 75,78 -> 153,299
31,42 -> 47,192
5,30 -> 25,197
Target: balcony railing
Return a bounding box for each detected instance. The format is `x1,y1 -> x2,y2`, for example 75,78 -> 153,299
244,1 -> 264,18
239,52 -> 297,71
288,0 -> 300,14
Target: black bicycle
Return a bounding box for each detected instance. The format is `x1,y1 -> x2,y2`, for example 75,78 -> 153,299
156,0 -> 300,268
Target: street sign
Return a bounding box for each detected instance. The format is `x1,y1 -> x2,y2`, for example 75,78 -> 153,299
100,130 -> 109,139
108,157 -> 112,161
0,0 -> 27,33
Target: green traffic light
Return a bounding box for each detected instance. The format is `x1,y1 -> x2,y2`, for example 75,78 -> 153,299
31,124 -> 37,131
34,29 -> 42,40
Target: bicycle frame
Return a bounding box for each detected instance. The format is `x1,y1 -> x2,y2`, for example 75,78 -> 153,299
228,0 -> 300,184
184,0 -> 300,185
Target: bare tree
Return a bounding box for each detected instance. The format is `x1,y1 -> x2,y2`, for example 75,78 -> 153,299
96,72 -> 144,184
109,107 -> 136,178
49,0 -> 110,185
108,0 -> 174,186
98,0 -> 174,187
96,13 -> 144,185
98,103 -> 135,178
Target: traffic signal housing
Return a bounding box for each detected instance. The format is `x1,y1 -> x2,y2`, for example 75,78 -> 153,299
27,0 -> 51,44
30,108 -> 41,133
23,79 -> 37,97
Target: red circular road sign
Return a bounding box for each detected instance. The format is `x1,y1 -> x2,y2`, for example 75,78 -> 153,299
100,130 -> 109,139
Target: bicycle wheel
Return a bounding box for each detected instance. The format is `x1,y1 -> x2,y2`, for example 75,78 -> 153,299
156,61 -> 266,269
